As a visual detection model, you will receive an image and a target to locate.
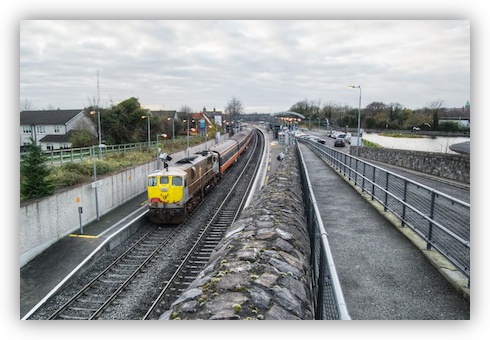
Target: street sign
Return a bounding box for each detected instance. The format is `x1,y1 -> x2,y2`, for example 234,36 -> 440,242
91,180 -> 103,188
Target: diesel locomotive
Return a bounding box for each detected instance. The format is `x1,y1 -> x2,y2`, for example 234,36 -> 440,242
147,126 -> 254,224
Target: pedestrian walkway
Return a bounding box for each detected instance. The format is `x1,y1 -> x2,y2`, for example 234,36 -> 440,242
298,143 -> 469,319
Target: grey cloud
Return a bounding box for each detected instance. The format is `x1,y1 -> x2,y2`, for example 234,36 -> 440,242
20,20 -> 470,112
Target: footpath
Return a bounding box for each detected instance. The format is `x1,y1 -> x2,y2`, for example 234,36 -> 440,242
298,143 -> 470,319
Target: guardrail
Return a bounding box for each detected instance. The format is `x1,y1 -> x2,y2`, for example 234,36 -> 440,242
301,139 -> 470,286
297,142 -> 351,320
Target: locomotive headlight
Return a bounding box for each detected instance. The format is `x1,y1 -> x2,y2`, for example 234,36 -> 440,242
161,187 -> 168,192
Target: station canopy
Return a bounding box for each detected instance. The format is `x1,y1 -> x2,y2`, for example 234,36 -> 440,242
273,111 -> 306,119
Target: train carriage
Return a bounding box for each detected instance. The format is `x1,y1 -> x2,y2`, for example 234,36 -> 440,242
210,127 -> 253,174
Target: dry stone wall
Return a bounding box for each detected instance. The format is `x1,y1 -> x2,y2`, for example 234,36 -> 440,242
161,144 -> 315,320
351,146 -> 470,184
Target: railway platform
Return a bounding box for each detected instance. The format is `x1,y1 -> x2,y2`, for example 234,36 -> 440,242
20,192 -> 149,319
20,127 -> 287,319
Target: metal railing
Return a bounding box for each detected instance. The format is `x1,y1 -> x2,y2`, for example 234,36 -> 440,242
20,137 -> 206,165
20,142 -> 155,164
297,143 -> 351,320
301,139 -> 470,285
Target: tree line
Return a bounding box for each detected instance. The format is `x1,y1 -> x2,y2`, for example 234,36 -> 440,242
288,99 -> 469,131
70,96 -> 245,148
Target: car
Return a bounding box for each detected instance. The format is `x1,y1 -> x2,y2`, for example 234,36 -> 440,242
336,133 -> 347,140
316,138 -> 326,144
334,137 -> 345,147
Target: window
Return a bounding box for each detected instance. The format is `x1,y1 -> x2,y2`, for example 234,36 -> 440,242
54,125 -> 61,133
148,177 -> 157,187
160,176 -> 169,184
36,126 -> 45,134
172,176 -> 183,186
22,126 -> 32,134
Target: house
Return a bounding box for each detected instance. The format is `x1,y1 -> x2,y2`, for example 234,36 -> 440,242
20,109 -> 96,151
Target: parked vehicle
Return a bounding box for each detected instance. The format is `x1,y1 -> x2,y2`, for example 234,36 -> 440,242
336,133 -> 347,140
314,137 -> 326,144
334,137 -> 345,147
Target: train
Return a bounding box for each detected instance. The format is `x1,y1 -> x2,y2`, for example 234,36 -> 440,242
147,126 -> 255,224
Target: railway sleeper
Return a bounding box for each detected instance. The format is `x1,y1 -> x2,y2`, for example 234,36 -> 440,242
58,314 -> 90,320
68,306 -> 100,312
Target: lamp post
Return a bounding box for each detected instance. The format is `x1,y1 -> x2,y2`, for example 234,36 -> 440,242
348,85 -> 362,155
141,111 -> 151,148
92,143 -> 106,221
167,116 -> 175,141
187,114 -> 190,150
90,110 -> 102,159
156,133 -> 167,168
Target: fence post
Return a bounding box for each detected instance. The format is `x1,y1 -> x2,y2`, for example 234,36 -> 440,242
426,190 -> 436,250
384,172 -> 389,211
401,179 -> 408,226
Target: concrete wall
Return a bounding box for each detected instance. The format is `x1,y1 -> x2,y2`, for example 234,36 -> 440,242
20,138 -> 225,267
350,146 -> 470,184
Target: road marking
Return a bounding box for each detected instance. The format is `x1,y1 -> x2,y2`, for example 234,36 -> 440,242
69,234 -> 99,239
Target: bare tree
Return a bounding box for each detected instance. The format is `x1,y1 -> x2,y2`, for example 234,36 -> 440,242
20,99 -> 34,111
225,96 -> 244,122
426,100 -> 445,130
180,105 -> 192,114
427,100 -> 445,115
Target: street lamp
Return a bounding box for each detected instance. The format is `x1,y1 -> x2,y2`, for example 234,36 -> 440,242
187,115 -> 190,150
141,111 -> 152,148
348,85 -> 362,155
92,143 -> 106,221
156,133 -> 167,168
167,116 -> 175,141
90,110 -> 102,159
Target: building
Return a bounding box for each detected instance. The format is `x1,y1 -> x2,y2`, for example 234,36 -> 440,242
440,101 -> 471,128
20,109 -> 96,151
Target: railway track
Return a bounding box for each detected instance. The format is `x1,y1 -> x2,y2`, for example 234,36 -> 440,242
48,226 -> 177,320
143,130 -> 263,320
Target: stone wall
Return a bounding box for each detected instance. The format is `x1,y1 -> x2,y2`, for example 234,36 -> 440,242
161,144 -> 315,320
350,146 -> 470,184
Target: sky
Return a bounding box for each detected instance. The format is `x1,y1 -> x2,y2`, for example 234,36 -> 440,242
19,19 -> 470,114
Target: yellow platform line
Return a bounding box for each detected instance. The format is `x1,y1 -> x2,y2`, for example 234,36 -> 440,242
69,234 -> 99,239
